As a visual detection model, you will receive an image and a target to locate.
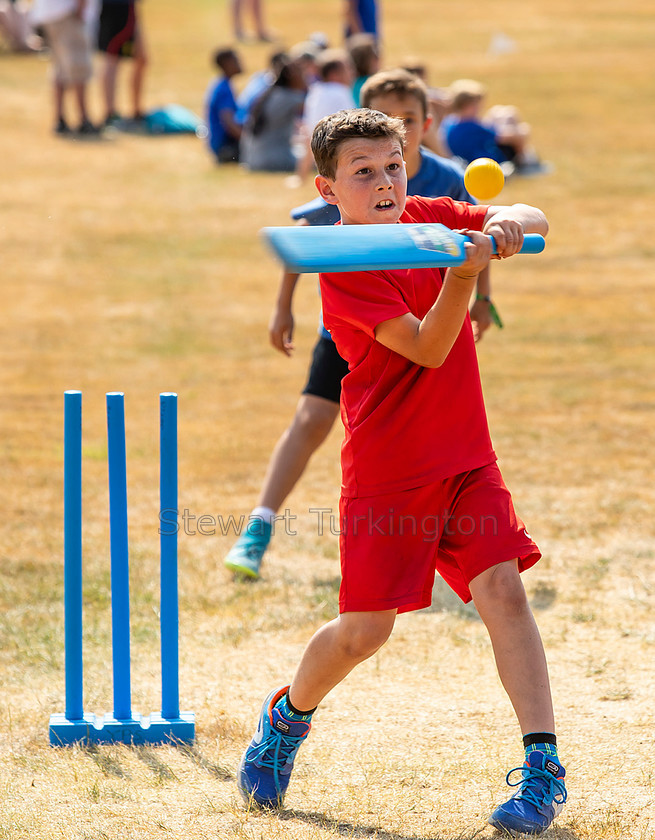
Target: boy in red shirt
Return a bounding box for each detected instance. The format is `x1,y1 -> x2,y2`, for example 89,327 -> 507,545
237,109 -> 566,835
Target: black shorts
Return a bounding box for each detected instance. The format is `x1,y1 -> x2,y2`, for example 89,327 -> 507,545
98,3 -> 137,57
302,336 -> 349,404
215,141 -> 240,163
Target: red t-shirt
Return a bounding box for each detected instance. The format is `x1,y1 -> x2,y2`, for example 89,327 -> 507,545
319,195 -> 496,497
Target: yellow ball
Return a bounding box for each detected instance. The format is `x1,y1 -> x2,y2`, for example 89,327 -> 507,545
464,157 -> 505,200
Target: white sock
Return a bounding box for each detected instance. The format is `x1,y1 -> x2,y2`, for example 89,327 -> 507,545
250,506 -> 276,525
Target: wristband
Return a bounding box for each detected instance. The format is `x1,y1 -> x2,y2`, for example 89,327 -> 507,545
475,294 -> 504,329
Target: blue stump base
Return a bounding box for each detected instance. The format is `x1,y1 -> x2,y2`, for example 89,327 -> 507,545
49,711 -> 195,746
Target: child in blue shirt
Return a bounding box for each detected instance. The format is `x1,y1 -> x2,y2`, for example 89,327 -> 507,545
205,47 -> 243,163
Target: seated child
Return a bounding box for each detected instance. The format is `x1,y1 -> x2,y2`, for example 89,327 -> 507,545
234,49 -> 288,126
400,57 -> 453,157
292,48 -> 355,184
240,57 -> 307,172
205,46 -> 243,163
346,32 -> 380,105
441,78 -> 543,173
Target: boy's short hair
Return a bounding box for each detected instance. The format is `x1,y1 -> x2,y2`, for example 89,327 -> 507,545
449,78 -> 487,112
213,47 -> 237,73
399,56 -> 427,81
311,108 -> 406,179
317,48 -> 351,81
346,33 -> 379,77
289,40 -> 321,62
360,68 -> 429,120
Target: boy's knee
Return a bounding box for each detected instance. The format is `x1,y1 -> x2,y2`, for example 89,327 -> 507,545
472,561 -> 529,614
338,613 -> 395,660
293,398 -> 338,442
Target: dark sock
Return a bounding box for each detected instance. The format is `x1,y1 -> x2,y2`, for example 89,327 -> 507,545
523,732 -> 558,760
276,691 -> 316,721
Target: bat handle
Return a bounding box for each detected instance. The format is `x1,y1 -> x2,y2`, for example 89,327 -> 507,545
489,233 -> 545,255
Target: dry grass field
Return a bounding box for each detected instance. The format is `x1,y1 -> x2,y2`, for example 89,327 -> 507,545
1,0 -> 655,837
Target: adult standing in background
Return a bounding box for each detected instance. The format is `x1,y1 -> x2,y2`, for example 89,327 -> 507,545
344,0 -> 379,40
97,0 -> 147,126
30,0 -> 99,135
231,0 -> 272,43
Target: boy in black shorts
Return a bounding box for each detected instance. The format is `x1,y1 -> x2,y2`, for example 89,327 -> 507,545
225,70 -> 499,579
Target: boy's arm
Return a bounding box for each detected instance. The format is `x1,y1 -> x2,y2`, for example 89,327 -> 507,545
374,230 -> 492,368
269,271 -> 301,356
483,203 -> 549,250
374,201 -> 547,366
219,107 -> 242,140
470,204 -> 548,341
269,218 -> 310,355
470,265 -> 493,342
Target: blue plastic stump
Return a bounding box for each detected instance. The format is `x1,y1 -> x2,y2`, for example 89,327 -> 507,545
49,392 -> 194,746
158,392 -> 195,741
64,391 -> 83,721
107,392 -> 133,722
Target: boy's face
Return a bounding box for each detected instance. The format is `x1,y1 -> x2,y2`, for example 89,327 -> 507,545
329,60 -> 355,87
315,136 -> 407,226
223,53 -> 242,77
366,92 -> 430,166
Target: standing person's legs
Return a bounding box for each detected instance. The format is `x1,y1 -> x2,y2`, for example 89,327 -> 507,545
224,337 -> 346,578
470,561 -> 554,732
250,0 -> 271,40
470,562 -> 566,834
237,609 -> 397,807
53,79 -> 68,132
98,1 -> 136,123
435,462 -> 565,834
224,395 -> 338,578
101,53 -> 120,121
44,15 -> 93,132
431,464 -> 551,732
288,609 -> 396,710
129,24 -> 147,118
258,394 -> 340,512
231,0 -> 271,42
230,0 -> 244,40
66,15 -> 94,129
424,463 -> 567,833
73,82 -> 90,126
41,19 -> 69,130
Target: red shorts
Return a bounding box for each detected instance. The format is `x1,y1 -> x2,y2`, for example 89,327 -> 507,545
338,461 -> 540,613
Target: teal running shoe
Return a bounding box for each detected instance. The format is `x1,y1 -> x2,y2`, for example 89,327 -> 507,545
224,518 -> 272,579
489,751 -> 567,835
237,686 -> 311,808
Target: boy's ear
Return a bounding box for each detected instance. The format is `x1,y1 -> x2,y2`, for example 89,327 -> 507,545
422,112 -> 434,134
315,174 -> 340,206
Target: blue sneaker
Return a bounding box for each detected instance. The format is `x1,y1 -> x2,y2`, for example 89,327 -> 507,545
224,518 -> 272,579
237,686 -> 311,808
489,751 -> 567,835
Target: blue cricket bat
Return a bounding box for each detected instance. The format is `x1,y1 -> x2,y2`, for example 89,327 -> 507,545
262,223 -> 545,273
289,196 -> 330,220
